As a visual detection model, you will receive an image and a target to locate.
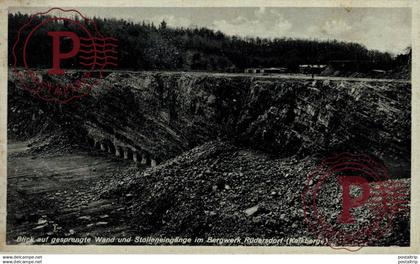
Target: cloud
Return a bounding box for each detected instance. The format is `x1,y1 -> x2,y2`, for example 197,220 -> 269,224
307,19 -> 352,37
354,15 -> 411,53
254,7 -> 266,18
274,16 -> 293,32
304,15 -> 410,53
146,15 -> 192,28
211,8 -> 292,39
323,20 -> 352,35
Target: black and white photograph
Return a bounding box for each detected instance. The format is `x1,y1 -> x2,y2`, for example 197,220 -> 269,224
2,2 -> 417,254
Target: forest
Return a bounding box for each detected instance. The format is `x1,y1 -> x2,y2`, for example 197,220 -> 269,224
8,12 -> 411,74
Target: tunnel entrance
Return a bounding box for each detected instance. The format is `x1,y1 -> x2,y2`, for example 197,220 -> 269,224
85,137 -> 154,166
116,146 -> 123,157
126,148 -> 133,160
103,139 -> 115,154
108,143 -> 116,154
87,137 -> 95,148
95,141 -> 101,150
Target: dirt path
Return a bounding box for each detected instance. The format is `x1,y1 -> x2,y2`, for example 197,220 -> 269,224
22,68 -> 409,83
7,140 -> 141,244
111,70 -> 411,83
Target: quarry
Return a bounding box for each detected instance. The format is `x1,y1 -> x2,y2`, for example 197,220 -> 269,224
7,70 -> 411,246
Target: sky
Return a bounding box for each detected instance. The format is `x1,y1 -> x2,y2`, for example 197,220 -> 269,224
9,7 -> 411,54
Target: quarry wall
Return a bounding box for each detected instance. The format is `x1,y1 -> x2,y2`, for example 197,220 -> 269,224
8,71 -> 411,175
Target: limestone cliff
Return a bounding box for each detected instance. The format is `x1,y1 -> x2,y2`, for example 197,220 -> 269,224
8,71 -> 411,176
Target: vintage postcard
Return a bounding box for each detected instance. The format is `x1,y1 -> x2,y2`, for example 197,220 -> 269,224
0,0 -> 419,254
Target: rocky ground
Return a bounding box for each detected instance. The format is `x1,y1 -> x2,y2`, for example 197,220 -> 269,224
7,138 -> 139,245
104,140 -> 411,246
7,136 -> 410,247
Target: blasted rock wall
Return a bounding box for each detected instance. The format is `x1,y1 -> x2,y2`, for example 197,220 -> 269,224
8,71 -> 411,173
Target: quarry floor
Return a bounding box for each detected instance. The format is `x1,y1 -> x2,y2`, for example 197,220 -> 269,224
6,139 -> 139,244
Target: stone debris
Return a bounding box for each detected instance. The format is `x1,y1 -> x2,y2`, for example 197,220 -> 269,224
37,219 -> 47,225
33,224 -> 47,230
244,205 -> 259,216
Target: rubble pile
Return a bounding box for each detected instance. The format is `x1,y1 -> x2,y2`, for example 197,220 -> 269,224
104,141 -> 317,239
105,140 -> 409,246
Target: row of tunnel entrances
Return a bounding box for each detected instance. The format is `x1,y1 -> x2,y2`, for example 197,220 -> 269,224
86,137 -> 157,167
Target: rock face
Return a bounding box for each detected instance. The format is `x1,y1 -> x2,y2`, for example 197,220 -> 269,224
7,70 -> 411,246
8,71 -> 411,174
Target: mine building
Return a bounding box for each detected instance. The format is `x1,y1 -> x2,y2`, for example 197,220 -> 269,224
298,64 -> 327,74
244,67 -> 287,74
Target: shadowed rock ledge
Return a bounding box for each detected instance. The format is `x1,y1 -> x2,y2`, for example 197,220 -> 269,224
8,71 -> 411,175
